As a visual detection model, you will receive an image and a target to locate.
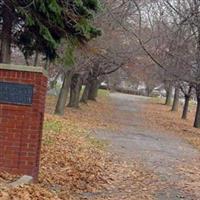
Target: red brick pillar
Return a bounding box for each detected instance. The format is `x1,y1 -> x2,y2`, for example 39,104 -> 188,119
0,64 -> 47,180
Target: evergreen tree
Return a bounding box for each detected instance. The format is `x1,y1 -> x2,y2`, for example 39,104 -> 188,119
0,0 -> 101,63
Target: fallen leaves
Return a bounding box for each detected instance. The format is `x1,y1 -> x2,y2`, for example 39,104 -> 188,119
177,163 -> 200,198
0,94 -> 156,200
45,95 -> 119,132
141,100 -> 200,149
141,99 -> 200,199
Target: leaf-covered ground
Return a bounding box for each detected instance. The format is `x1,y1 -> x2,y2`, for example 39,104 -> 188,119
141,99 -> 200,150
0,92 -> 156,200
142,99 -> 200,198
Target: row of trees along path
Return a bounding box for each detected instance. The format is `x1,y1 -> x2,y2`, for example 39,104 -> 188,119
110,0 -> 200,129
1,0 -> 200,130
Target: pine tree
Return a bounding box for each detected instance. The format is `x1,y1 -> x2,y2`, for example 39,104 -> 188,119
0,0 -> 101,63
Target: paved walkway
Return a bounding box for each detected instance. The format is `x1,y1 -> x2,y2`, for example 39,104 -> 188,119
93,93 -> 200,200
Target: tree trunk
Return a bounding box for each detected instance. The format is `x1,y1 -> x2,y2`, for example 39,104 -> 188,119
171,87 -> 180,111
194,97 -> 200,128
68,74 -> 82,108
182,95 -> 190,120
0,1 -> 13,63
146,86 -> 153,97
54,71 -> 72,115
88,79 -> 99,101
194,95 -> 200,128
49,71 -> 61,90
165,84 -> 173,105
25,58 -> 30,66
34,51 -> 39,66
80,81 -> 91,103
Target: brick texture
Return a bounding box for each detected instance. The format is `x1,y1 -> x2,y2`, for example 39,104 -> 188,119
0,69 -> 47,180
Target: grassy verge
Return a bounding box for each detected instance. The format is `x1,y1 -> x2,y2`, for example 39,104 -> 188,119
97,89 -> 109,97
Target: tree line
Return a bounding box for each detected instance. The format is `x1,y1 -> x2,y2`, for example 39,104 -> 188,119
0,0 -> 133,115
1,0 -> 200,129
109,0 -> 200,129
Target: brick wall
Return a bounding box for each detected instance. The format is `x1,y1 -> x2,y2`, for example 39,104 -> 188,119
0,69 -> 47,180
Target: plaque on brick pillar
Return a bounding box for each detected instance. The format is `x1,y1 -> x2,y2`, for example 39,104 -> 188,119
0,64 -> 48,180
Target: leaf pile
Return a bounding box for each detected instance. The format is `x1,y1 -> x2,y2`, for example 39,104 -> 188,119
41,115 -> 111,193
0,113 -> 111,200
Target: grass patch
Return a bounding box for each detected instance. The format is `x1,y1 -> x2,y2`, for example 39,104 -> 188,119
44,119 -> 63,133
80,87 -> 109,98
43,119 -> 63,145
150,97 -> 165,104
43,116 -> 107,150
150,96 -> 197,110
86,135 -> 109,150
98,89 -> 109,97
